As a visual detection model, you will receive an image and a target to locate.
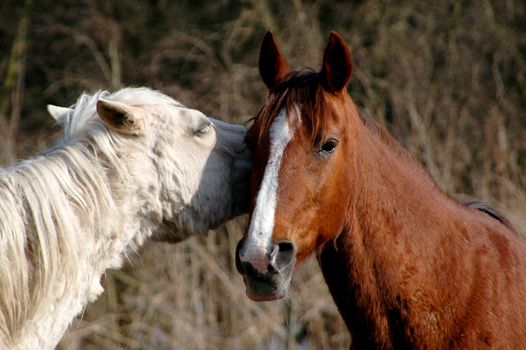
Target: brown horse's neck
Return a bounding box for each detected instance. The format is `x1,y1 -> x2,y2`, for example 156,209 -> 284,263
318,105 -> 518,349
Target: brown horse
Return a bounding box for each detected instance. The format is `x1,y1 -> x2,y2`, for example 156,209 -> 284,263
236,31 -> 526,349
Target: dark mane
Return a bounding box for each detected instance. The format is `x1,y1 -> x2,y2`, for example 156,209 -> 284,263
250,70 -> 327,145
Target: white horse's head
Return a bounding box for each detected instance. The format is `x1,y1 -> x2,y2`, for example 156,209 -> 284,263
0,88 -> 250,349
48,88 -> 250,241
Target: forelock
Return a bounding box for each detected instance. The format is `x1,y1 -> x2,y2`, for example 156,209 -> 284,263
251,70 -> 327,145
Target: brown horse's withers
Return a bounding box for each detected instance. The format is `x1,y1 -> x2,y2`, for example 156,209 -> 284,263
236,31 -> 526,349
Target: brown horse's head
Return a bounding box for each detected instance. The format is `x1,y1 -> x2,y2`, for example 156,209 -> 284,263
236,31 -> 359,301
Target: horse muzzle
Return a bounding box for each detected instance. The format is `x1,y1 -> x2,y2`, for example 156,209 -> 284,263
235,237 -> 296,301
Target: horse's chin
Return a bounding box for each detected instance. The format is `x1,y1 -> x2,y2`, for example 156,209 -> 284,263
246,288 -> 285,302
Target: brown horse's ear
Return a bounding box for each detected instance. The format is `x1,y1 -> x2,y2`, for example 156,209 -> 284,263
259,31 -> 290,90
321,31 -> 353,93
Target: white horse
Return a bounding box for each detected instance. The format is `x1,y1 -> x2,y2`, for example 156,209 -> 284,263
0,87 -> 250,350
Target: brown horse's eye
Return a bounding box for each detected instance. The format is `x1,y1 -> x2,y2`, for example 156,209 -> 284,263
319,138 -> 338,154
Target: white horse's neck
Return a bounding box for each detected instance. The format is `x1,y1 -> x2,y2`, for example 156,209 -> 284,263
2,133 -> 162,350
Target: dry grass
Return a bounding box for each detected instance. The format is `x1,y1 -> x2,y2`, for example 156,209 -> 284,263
0,0 -> 524,349
59,220 -> 350,350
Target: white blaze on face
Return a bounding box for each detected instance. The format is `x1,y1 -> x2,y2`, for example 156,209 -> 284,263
240,108 -> 293,273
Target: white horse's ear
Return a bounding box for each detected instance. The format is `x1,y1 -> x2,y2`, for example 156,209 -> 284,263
96,99 -> 144,136
47,104 -> 72,121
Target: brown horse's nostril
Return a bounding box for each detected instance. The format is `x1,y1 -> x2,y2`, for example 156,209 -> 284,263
271,240 -> 296,272
277,240 -> 294,253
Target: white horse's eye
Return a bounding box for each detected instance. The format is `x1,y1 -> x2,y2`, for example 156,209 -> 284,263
194,121 -> 213,136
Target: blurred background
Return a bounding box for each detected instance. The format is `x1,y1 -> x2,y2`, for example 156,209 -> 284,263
1,0 -> 525,349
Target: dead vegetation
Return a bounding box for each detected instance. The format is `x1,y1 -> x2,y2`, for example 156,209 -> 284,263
0,0 -> 524,349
